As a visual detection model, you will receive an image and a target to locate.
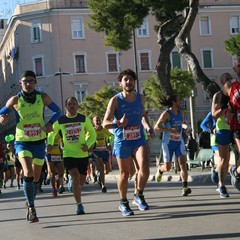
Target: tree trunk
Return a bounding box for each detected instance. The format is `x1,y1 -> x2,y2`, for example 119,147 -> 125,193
175,0 -> 220,99
156,15 -> 185,96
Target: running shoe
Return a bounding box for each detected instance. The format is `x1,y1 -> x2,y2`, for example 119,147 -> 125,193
76,203 -> 85,215
119,201 -> 134,216
101,186 -> 107,193
52,189 -> 57,197
3,184 -> 6,189
68,175 -> 73,192
58,185 -> 65,194
17,185 -> 20,190
218,185 -> 229,198
182,187 -> 192,196
27,207 -> 39,223
10,183 -> 14,188
155,169 -> 163,183
211,168 -> 219,185
229,165 -> 240,190
132,194 -> 149,211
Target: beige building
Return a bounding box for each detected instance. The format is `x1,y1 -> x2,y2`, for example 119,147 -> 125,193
0,0 -> 239,136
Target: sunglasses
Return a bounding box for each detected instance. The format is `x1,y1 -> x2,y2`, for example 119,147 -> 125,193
21,79 -> 36,84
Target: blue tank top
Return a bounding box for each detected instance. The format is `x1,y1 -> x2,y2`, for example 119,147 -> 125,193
113,92 -> 144,142
162,109 -> 183,144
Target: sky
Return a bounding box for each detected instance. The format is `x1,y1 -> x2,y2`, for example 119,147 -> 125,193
0,0 -> 40,21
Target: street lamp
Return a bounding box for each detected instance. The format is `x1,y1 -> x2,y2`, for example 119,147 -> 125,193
54,68 -> 71,112
132,29 -> 140,92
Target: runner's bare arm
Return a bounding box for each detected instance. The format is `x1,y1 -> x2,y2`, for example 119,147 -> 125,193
103,96 -> 118,129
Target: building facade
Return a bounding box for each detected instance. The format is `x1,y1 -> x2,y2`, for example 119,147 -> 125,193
0,0 -> 239,136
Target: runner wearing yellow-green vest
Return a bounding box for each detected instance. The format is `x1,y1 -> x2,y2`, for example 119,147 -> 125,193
0,70 -> 61,223
211,72 -> 232,198
46,133 -> 65,197
92,116 -> 113,193
3,143 -> 15,188
48,97 -> 96,215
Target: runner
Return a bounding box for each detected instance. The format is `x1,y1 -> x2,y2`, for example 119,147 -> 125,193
211,72 -> 232,197
103,69 -> 154,216
154,94 -> 191,196
46,132 -> 65,197
3,142 -> 15,188
92,116 -> 113,193
48,97 -> 96,215
0,143 -> 4,193
223,57 -> 240,190
0,70 -> 61,222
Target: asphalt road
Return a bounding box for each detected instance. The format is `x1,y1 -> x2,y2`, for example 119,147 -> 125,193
1,178 -> 240,240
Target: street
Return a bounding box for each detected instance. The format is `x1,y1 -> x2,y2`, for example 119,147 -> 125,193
1,178 -> 240,240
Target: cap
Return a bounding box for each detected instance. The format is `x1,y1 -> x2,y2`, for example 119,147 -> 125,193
20,70 -> 36,79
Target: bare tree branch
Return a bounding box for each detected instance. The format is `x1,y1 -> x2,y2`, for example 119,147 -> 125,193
175,0 -> 220,99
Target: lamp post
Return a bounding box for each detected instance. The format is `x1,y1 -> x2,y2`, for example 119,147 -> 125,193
132,29 -> 140,92
189,90 -> 196,138
54,68 -> 70,112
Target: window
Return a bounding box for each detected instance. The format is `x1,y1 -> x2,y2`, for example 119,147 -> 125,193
204,91 -> 210,100
106,52 -> 119,72
105,80 -> 119,87
71,17 -> 85,39
0,19 -> 5,29
33,56 -> 44,76
171,51 -> 182,68
201,49 -> 213,69
199,16 -> 211,35
74,53 -> 87,73
137,17 -> 149,37
73,84 -> 88,103
138,51 -> 151,71
230,16 -> 240,34
31,23 -> 42,43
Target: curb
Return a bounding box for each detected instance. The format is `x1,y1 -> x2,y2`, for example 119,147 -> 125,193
105,171 -> 212,183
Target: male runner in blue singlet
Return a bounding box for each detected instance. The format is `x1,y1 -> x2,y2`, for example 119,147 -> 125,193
103,69 -> 154,216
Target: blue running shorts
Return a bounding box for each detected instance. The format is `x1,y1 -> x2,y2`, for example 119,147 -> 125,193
15,141 -> 46,160
216,130 -> 231,146
162,139 -> 186,163
93,151 -> 110,163
113,137 -> 147,159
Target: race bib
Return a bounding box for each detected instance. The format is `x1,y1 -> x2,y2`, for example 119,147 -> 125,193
65,123 -> 81,143
23,124 -> 41,138
51,155 -> 62,162
96,145 -> 107,151
123,125 -> 141,140
169,132 -> 181,141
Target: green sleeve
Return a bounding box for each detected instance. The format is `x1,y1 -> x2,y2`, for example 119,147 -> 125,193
108,132 -> 114,146
47,121 -> 60,145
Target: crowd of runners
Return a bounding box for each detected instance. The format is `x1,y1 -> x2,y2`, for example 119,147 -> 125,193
0,59 -> 240,223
